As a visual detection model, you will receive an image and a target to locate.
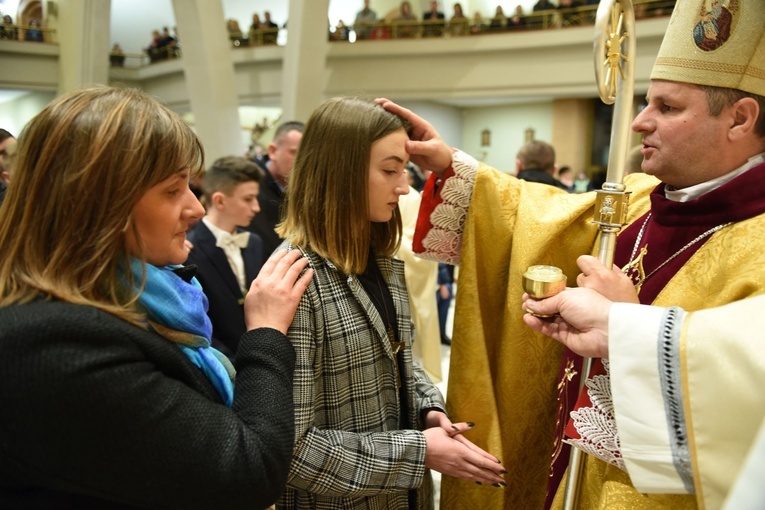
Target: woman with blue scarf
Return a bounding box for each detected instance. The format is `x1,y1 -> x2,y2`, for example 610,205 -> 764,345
0,86 -> 313,510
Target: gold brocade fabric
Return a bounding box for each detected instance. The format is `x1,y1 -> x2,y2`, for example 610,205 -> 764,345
550,458 -> 696,510
439,166 -> 658,510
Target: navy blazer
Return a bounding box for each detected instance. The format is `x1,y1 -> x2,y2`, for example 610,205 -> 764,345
186,221 -> 264,357
246,169 -> 285,257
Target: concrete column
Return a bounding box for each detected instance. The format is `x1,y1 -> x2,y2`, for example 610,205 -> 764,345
56,0 -> 111,94
282,0 -> 331,122
172,0 -> 241,163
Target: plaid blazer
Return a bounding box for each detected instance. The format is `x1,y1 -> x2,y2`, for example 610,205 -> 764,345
277,246 -> 446,510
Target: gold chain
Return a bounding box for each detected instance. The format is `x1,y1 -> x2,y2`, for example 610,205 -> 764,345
622,213 -> 732,294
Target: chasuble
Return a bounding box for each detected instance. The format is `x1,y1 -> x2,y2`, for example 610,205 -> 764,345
415,150 -> 765,510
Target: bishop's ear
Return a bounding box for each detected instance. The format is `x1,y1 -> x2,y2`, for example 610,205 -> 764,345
728,97 -> 760,142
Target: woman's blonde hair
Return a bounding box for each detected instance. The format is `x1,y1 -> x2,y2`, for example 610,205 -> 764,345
277,97 -> 409,275
0,86 -> 204,322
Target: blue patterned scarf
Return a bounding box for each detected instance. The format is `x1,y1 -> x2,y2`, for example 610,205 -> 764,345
122,258 -> 236,407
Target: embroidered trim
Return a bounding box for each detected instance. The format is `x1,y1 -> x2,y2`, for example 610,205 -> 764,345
419,150 -> 478,265
564,359 -> 625,471
659,307 -> 695,493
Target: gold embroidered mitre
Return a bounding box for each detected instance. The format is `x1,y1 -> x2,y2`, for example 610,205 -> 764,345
651,0 -> 765,96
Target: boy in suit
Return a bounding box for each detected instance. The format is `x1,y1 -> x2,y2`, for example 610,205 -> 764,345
186,157 -> 264,358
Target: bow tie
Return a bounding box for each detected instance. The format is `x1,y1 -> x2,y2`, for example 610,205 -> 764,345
216,231 -> 250,250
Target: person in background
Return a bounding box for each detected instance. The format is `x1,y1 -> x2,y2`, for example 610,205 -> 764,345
449,2 -> 469,36
0,128 -> 16,206
470,11 -> 485,34
275,96 -> 507,509
246,121 -> 304,257
436,262 -> 455,345
110,43 -> 126,67
423,1 -> 445,37
507,5 -> 526,29
573,170 -> 590,193
354,0 -> 377,40
262,11 -> 279,44
488,5 -> 507,32
516,140 -> 569,190
186,156 -> 264,359
533,0 -> 557,10
0,128 -> 16,183
24,18 -> 43,42
0,85 -> 313,509
1,14 -> 18,40
556,165 -> 575,192
394,0 -> 419,38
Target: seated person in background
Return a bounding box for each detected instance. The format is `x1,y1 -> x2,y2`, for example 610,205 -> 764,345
423,1 -> 445,37
227,18 -> 244,45
533,0 -> 557,10
449,2 -> 469,36
262,11 -> 279,44
110,43 -> 125,66
0,85 -> 312,509
186,157 -> 265,359
158,26 -> 178,56
354,0 -> 377,40
24,18 -> 43,42
394,0 -> 419,38
489,5 -> 507,31
248,13 -> 264,44
146,29 -> 164,61
470,11 -> 485,33
508,5 -> 526,29
1,15 -> 18,40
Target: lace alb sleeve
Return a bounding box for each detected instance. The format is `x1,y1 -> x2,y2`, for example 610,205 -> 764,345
417,150 -> 478,265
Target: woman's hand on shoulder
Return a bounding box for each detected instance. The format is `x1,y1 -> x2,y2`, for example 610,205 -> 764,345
244,249 -> 313,334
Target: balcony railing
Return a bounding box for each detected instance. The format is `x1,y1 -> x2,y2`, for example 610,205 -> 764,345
228,27 -> 279,48
112,0 -> 673,67
0,22 -> 56,43
343,0 -> 674,41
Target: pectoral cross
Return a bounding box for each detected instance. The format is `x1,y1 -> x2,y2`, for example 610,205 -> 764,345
622,244 -> 648,295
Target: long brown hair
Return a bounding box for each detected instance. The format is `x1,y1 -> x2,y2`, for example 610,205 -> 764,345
277,97 -> 409,274
0,86 -> 204,322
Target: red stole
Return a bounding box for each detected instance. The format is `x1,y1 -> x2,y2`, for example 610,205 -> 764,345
544,161 -> 765,509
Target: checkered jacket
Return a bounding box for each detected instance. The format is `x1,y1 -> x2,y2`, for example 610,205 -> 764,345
277,246 -> 446,509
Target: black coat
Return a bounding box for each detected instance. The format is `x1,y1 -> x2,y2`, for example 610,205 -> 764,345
246,169 -> 284,257
0,300 -> 295,509
186,222 -> 264,357
517,168 -> 569,191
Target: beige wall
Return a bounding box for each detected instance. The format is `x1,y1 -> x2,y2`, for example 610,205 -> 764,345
0,90 -> 56,135
553,97 -> 594,175
462,102 -> 554,172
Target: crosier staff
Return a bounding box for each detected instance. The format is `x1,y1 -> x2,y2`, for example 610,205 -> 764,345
561,1 -> 636,508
